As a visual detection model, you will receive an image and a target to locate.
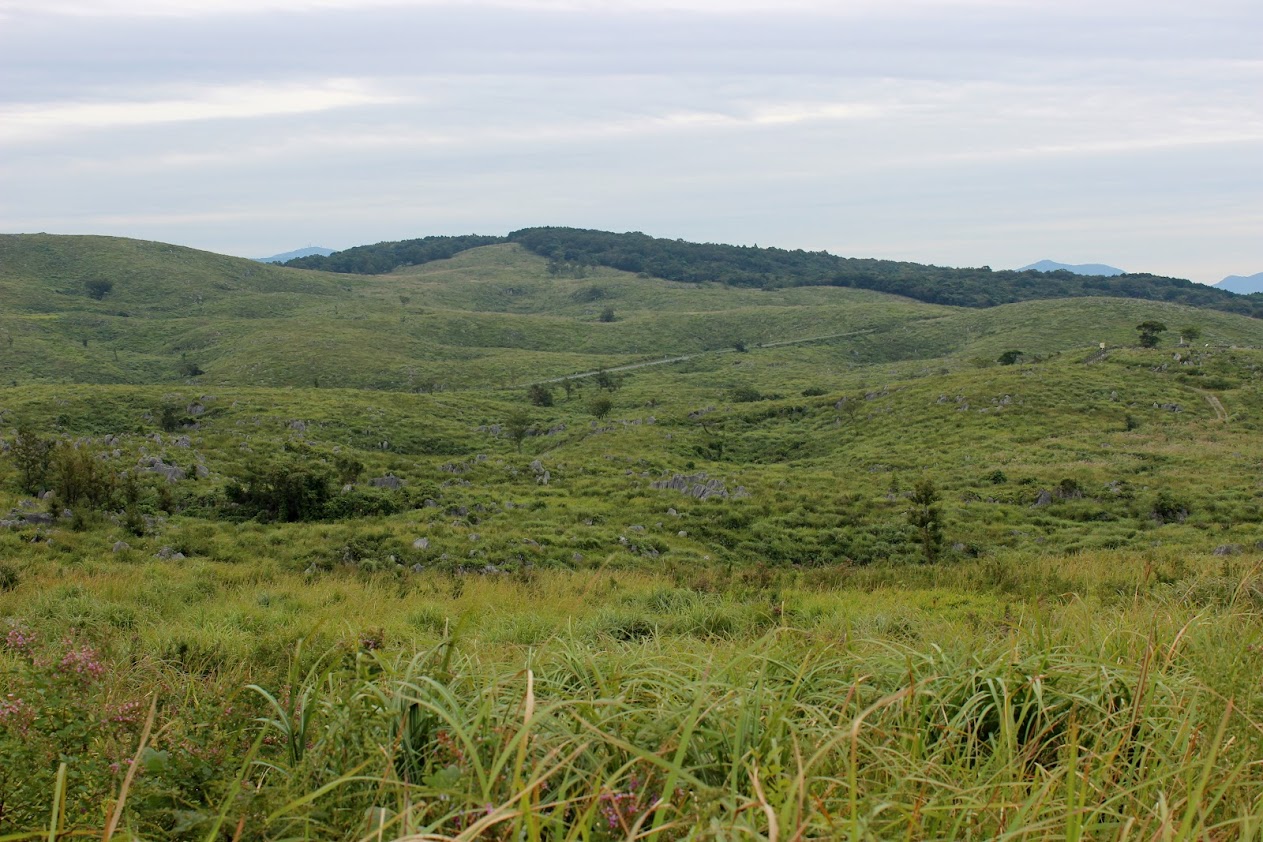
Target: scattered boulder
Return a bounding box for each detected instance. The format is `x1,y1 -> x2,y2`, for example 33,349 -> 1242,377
1212,544 -> 1242,556
1032,489 -> 1054,507
369,474 -> 403,490
155,546 -> 185,561
112,541 -> 130,553
651,472 -> 738,500
138,456 -> 185,483
412,537 -> 430,550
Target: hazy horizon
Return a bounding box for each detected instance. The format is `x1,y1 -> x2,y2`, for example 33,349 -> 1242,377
1,0 -> 1259,284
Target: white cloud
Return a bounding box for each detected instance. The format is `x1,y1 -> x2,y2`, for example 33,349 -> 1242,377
0,0 -> 1043,17
0,79 -> 404,142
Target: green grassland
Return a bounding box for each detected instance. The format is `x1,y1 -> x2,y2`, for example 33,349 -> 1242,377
1,234 -> 1263,839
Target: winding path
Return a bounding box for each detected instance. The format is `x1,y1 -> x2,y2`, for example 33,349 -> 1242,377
1197,390 -> 1229,422
512,326 -> 883,388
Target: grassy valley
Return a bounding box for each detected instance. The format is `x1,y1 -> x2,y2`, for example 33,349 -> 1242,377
1,234 -> 1262,839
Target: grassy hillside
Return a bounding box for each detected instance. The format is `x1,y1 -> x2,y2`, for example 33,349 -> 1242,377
285,226 -> 1263,318
2,233 -> 1263,838
5,236 -> 1263,393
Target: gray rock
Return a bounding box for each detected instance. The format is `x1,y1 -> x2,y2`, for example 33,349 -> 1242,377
412,537 -> 430,550
411,563 -> 425,573
1212,544 -> 1242,556
112,541 -> 130,553
155,546 -> 185,560
187,403 -> 206,416
369,475 -> 403,490
288,420 -> 307,432
174,435 -> 191,448
1033,489 -> 1053,507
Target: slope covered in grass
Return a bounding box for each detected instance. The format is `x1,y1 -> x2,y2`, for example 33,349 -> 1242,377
3,232 -> 1263,838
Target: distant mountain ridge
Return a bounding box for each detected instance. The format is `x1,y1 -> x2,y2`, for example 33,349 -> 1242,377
284,227 -> 1263,319
1018,260 -> 1125,276
1218,272 -> 1263,295
256,246 -> 334,264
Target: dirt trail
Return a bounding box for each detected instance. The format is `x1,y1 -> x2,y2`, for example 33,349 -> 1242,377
1198,390 -> 1228,422
514,327 -> 881,388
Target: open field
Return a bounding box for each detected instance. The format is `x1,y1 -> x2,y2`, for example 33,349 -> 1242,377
2,236 -> 1262,838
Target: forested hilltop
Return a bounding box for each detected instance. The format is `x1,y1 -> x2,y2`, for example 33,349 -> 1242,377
285,226 -> 1263,317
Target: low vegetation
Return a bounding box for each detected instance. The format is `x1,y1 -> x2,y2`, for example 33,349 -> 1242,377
1,235 -> 1262,838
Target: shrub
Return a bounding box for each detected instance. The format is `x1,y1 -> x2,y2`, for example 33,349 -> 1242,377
1151,490 -> 1189,524
587,396 -> 613,420
0,562 -> 18,592
10,424 -> 54,494
224,458 -> 334,522
527,384 -> 554,407
84,279 -> 113,300
598,306 -> 616,323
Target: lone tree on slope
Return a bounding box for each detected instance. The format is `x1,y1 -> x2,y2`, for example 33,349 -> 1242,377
1136,321 -> 1168,348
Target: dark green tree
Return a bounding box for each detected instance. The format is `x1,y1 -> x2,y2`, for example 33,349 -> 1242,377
505,409 -> 533,452
907,478 -> 944,563
526,384 -> 554,407
598,306 -> 616,323
84,279 -> 113,300
587,396 -> 613,420
11,424 -> 55,495
224,459 -> 334,522
1136,321 -> 1168,348
997,350 -> 1024,365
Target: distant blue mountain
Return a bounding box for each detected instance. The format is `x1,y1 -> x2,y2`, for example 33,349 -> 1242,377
1216,272 -> 1263,295
255,246 -> 335,264
1018,260 -> 1125,276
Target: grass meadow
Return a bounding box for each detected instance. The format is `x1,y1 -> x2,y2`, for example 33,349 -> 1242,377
1,236 -> 1262,838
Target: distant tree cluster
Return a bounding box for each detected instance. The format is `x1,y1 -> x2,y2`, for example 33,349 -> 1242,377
284,234 -> 507,273
278,226 -> 1263,320
507,227 -> 1263,318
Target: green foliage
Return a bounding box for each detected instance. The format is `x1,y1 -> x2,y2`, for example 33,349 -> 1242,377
0,561 -> 18,591
504,409 -> 533,452
158,403 -> 189,433
526,383 -> 554,407
10,423 -> 55,494
48,443 -> 114,509
83,279 -> 113,300
598,306 -> 616,323
587,395 -> 613,419
1137,320 -> 1168,348
997,349 -> 1024,365
508,226 -> 1263,318
907,477 -> 944,563
224,458 -> 334,522
283,234 -> 507,273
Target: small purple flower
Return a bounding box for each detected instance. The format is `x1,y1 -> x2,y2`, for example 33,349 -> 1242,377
4,626 -> 35,654
60,642 -> 106,683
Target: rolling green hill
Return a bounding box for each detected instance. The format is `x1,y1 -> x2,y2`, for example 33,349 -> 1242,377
3,231 -> 1263,838
4,235 -> 1263,392
285,226 -> 1263,318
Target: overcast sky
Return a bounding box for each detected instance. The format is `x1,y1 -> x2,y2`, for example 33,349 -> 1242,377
1,0 -> 1259,283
